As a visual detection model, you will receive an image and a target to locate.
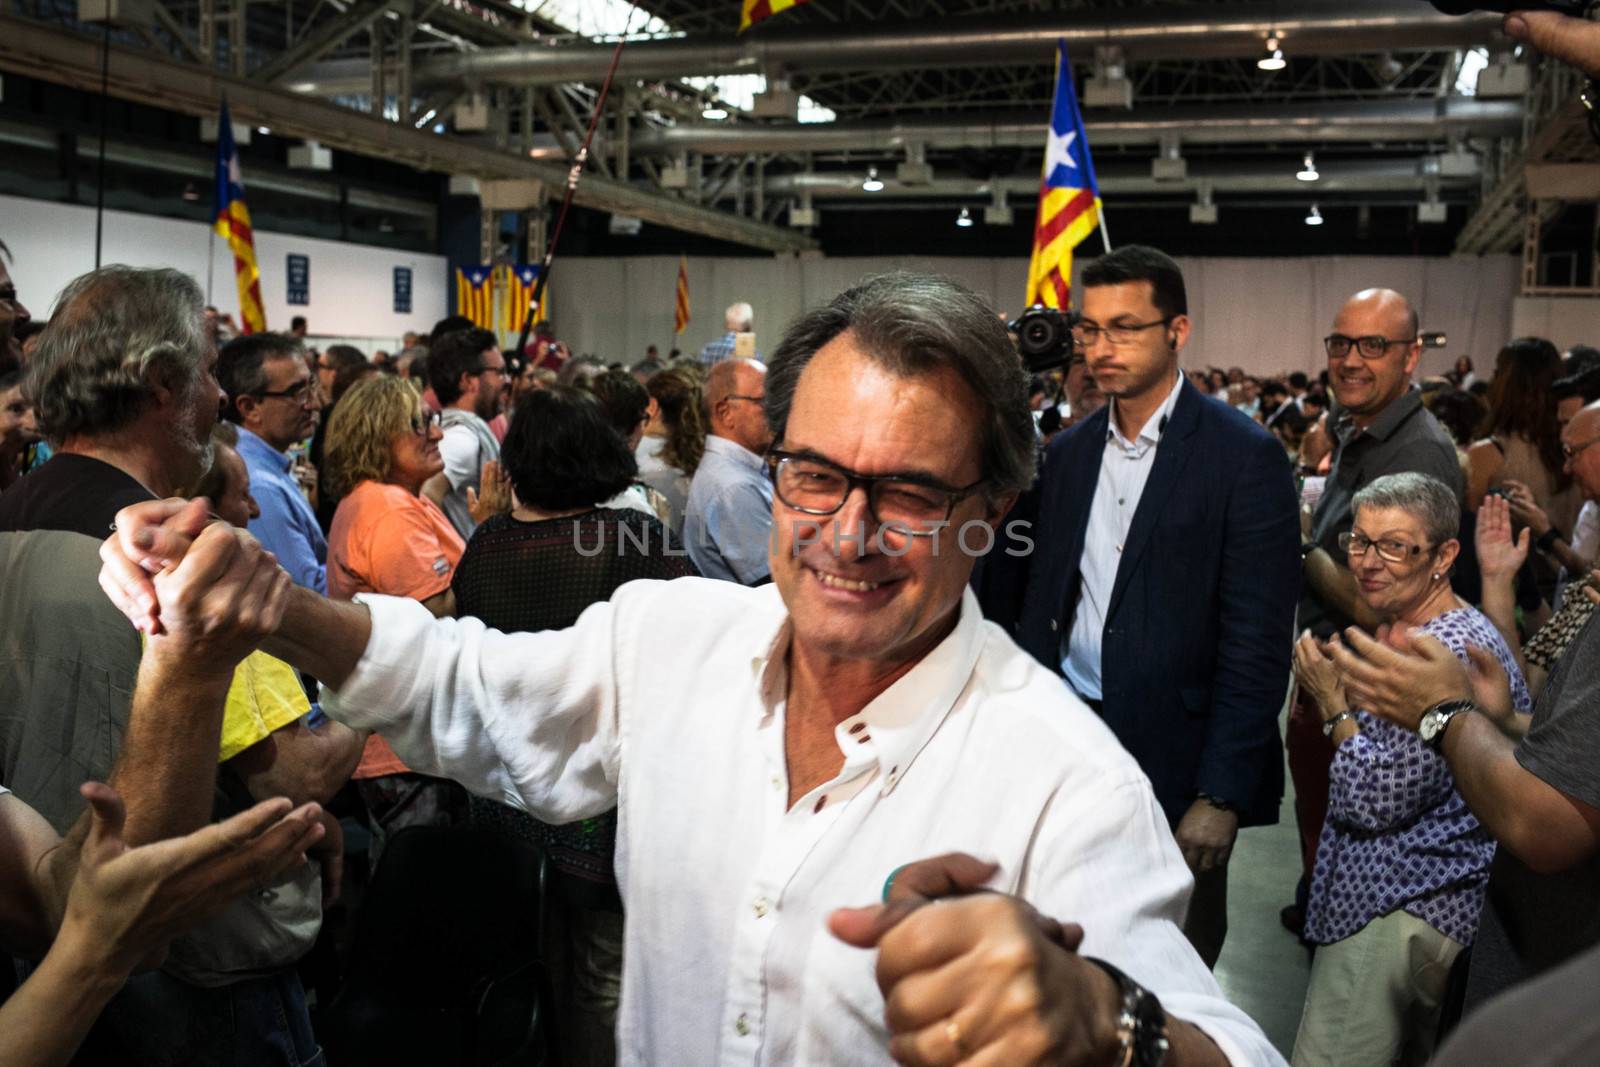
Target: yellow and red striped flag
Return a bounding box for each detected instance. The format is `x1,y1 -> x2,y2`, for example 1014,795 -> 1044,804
740,0 -> 811,32
500,264 -> 549,333
212,99 -> 265,334
455,265 -> 494,330
673,255 -> 690,335
1025,42 -> 1103,309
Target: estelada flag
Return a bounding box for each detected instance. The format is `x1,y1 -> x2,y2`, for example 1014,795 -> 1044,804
674,255 -> 690,336
1025,41 -> 1103,310
212,98 -> 265,334
740,0 -> 811,33
455,265 -> 494,330
501,264 -> 548,333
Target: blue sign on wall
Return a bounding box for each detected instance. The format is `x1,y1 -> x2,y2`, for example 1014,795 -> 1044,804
285,254 -> 310,306
393,266 -> 413,314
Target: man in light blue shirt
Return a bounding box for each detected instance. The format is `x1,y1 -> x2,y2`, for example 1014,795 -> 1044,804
698,301 -> 762,367
218,334 -> 328,594
685,358 -> 773,583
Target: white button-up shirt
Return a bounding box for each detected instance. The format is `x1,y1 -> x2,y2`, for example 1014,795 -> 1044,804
322,576 -> 1281,1066
1064,372 -> 1185,700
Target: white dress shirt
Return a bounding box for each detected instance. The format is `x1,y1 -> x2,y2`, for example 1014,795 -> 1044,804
1064,372 -> 1185,700
322,577 -> 1281,1067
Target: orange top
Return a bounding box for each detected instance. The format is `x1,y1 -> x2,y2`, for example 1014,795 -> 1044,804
328,480 -> 465,779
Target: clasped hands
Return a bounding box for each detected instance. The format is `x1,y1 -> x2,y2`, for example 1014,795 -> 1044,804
98,497 -> 291,663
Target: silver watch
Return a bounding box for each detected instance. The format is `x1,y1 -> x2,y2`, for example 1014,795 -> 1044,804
1418,700 -> 1475,750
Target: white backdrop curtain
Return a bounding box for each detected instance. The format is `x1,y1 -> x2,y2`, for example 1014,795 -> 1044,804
550,254 -> 1519,380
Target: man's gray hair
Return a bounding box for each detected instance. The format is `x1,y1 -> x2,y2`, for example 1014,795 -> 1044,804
28,266 -> 206,442
765,272 -> 1036,496
1352,471 -> 1460,545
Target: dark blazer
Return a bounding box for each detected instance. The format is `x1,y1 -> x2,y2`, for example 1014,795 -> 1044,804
993,379 -> 1300,828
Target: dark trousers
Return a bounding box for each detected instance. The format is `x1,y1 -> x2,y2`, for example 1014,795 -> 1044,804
1184,864 -> 1230,970
73,967 -> 321,1067
1286,687 -> 1336,881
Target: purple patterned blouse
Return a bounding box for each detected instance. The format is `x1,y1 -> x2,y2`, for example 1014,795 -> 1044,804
1304,607 -> 1532,947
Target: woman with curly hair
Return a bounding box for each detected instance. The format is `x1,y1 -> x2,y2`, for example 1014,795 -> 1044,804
636,364 -> 705,538
1466,337 -> 1581,537
322,374 -> 475,863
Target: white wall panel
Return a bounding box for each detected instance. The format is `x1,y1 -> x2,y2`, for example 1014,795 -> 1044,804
0,194 -> 446,349
552,253 -> 1519,379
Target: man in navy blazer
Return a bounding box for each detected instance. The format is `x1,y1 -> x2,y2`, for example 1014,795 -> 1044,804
994,246 -> 1300,968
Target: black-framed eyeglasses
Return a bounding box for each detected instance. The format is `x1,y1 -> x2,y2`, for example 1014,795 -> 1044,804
410,411 -> 442,436
1562,435 -> 1600,461
475,364 -> 510,379
1324,334 -> 1417,360
766,449 -> 986,535
1070,318 -> 1172,349
725,394 -> 765,406
1338,531 -> 1433,564
253,380 -> 317,405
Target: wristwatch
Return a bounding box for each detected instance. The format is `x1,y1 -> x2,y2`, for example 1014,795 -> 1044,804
1196,792 -> 1238,814
1322,710 -> 1356,738
1536,526 -> 1562,553
1300,541 -> 1321,562
1418,699 -> 1476,750
1084,957 -> 1169,1067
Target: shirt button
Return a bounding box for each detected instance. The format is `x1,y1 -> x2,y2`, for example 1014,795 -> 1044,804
753,896 -> 770,918
735,1013 -> 750,1037
769,774 -> 782,791
1050,619 -> 1058,632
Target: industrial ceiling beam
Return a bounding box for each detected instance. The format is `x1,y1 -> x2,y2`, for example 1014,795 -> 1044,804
759,158 -> 1481,201
553,98 -> 1521,161
287,0 -> 1503,95
0,15 -> 817,254
253,0 -> 395,85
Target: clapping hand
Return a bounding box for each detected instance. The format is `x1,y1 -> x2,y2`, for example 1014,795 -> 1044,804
1476,493 -> 1530,581
55,782 -> 324,976
466,460 -> 513,525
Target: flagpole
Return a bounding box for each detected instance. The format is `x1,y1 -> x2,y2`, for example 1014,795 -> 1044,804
1097,212 -> 1112,254
206,230 -> 215,305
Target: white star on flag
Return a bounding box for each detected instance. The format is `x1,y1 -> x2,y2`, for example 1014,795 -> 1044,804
1045,127 -> 1079,179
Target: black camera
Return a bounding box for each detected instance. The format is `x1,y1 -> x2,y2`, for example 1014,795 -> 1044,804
1007,305 -> 1081,374
1428,1 -> 1590,13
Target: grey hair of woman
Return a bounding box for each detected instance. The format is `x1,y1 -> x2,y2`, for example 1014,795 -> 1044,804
763,272 -> 1036,500
27,266 -> 207,444
1351,471 -> 1461,546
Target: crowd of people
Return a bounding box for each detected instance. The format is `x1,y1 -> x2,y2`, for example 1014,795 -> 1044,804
3,10 -> 1600,1066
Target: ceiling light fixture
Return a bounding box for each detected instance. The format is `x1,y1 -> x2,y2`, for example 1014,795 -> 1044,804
862,166 -> 884,192
702,105 -> 728,120
956,206 -> 974,228
1305,204 -> 1324,226
1297,152 -> 1320,182
1258,36 -> 1287,72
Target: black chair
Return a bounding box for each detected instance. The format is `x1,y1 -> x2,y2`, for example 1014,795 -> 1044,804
316,824 -> 552,1066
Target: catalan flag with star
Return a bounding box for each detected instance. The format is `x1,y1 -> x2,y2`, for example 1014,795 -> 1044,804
1026,41 -> 1103,310
212,98 -> 265,334
739,0 -> 811,33
500,263 -> 549,333
456,265 -> 495,330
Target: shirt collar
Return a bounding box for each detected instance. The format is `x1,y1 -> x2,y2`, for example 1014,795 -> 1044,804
1334,386 -> 1422,443
1108,368 -> 1184,450
705,434 -> 765,471
235,425 -> 293,472
747,585 -> 987,796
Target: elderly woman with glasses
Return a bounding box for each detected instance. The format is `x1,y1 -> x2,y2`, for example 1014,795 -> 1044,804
323,374 -> 472,863
1290,471 -> 1531,1067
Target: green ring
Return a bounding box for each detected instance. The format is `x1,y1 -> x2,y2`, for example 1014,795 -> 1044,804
882,864 -> 908,903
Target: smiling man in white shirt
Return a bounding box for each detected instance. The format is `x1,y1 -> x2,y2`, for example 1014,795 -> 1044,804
100,272 -> 1280,1067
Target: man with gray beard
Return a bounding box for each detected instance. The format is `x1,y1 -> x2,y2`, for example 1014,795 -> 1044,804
0,266 -> 337,1065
